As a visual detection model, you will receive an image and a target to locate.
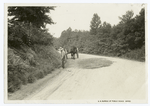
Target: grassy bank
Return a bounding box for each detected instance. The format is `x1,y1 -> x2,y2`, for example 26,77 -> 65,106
8,44 -> 61,93
121,46 -> 145,62
78,45 -> 145,62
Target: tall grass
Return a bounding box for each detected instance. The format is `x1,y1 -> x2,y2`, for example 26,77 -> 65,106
122,46 -> 145,61
8,45 -> 61,92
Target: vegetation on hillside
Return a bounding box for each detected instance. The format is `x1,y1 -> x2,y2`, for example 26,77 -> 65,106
8,7 -> 61,93
7,6 -> 145,93
54,8 -> 145,61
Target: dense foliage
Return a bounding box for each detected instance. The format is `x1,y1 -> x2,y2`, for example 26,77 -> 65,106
8,7 -> 55,47
7,7 -> 62,93
54,8 -> 145,61
8,7 -> 55,28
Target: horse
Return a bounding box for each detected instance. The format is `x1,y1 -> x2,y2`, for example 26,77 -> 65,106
66,46 -> 79,59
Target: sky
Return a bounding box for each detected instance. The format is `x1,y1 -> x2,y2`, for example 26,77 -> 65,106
46,3 -> 144,38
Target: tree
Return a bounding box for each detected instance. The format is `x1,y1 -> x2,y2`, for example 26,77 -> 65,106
119,10 -> 134,24
8,7 -> 55,47
100,21 -> 111,34
90,13 -> 101,35
8,7 -> 55,28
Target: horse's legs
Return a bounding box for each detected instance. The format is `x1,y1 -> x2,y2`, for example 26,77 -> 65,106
76,52 -> 79,58
73,53 -> 75,59
71,53 -> 73,59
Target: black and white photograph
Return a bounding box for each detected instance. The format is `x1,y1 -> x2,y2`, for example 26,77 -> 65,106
3,2 -> 148,104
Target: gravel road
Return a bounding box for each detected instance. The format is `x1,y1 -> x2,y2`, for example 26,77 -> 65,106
8,53 -> 147,103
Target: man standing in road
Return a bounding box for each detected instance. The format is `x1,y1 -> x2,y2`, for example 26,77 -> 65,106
59,47 -> 66,68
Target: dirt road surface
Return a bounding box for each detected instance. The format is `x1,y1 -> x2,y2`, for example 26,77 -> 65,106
8,53 -> 147,103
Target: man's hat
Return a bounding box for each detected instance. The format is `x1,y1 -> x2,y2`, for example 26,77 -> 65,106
59,47 -> 63,51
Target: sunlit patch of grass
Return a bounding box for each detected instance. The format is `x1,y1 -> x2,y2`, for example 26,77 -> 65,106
78,58 -> 113,69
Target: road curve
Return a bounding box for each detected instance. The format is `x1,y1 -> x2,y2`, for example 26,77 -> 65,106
24,53 -> 147,103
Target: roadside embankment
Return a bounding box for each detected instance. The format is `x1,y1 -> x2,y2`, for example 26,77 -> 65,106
8,44 -> 61,93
